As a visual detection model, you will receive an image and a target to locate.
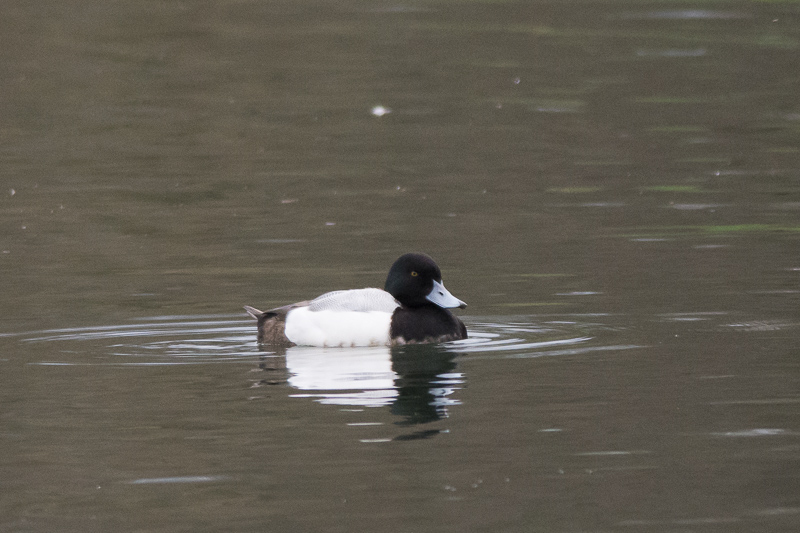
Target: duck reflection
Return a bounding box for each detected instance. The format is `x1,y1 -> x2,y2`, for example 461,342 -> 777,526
285,346 -> 399,407
256,343 -> 463,425
390,344 -> 461,425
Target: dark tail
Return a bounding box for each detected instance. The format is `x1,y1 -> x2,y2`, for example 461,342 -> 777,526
243,305 -> 264,319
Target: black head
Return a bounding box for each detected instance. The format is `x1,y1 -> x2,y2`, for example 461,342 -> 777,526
384,253 -> 466,309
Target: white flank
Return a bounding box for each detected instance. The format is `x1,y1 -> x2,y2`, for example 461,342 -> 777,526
285,308 -> 393,347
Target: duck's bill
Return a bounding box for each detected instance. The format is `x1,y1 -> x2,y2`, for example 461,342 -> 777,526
426,280 -> 467,309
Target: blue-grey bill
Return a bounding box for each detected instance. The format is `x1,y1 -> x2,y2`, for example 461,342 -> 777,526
426,280 -> 467,309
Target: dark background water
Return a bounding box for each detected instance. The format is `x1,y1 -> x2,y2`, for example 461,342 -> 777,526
2,1 -> 799,531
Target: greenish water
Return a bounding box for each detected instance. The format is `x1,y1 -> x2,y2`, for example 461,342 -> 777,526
2,1 -> 799,531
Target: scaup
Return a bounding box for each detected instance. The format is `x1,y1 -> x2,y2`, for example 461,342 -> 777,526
244,253 -> 467,347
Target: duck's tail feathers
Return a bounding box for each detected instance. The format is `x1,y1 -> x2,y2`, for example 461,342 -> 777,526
243,305 -> 264,319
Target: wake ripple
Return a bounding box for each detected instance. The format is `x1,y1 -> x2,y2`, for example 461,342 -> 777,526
13,314 -> 644,365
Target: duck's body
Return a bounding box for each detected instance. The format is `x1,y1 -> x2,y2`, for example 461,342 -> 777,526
244,253 -> 467,347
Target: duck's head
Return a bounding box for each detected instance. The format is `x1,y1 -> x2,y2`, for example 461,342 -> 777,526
384,253 -> 467,309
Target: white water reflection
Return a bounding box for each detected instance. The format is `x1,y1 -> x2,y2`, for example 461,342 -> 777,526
286,345 -> 400,407
286,346 -> 397,391
278,344 -> 465,421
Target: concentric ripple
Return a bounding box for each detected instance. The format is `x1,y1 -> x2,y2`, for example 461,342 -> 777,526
448,317 -> 643,360
12,313 -> 645,366
19,315 -> 258,365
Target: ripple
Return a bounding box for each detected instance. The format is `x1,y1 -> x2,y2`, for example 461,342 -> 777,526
712,428 -> 791,437
11,314 -> 644,366
8,314 -> 647,426
128,475 -> 229,485
451,317 -> 644,359
723,320 -> 796,332
19,315 -> 258,365
449,335 -> 595,353
619,10 -> 748,20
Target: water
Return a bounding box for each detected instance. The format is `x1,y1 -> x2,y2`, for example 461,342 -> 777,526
4,312 -> 797,531
2,0 -> 800,531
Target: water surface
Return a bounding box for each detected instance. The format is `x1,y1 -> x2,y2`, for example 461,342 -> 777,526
2,0 -> 799,531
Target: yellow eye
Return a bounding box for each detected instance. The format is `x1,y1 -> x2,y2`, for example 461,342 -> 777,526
410,271 -> 418,277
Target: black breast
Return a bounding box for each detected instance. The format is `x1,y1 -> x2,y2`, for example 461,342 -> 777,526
389,306 -> 467,345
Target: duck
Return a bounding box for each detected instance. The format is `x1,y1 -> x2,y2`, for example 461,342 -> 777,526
244,252 -> 467,347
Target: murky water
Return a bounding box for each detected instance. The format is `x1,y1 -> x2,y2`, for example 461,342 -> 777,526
2,0 -> 799,531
